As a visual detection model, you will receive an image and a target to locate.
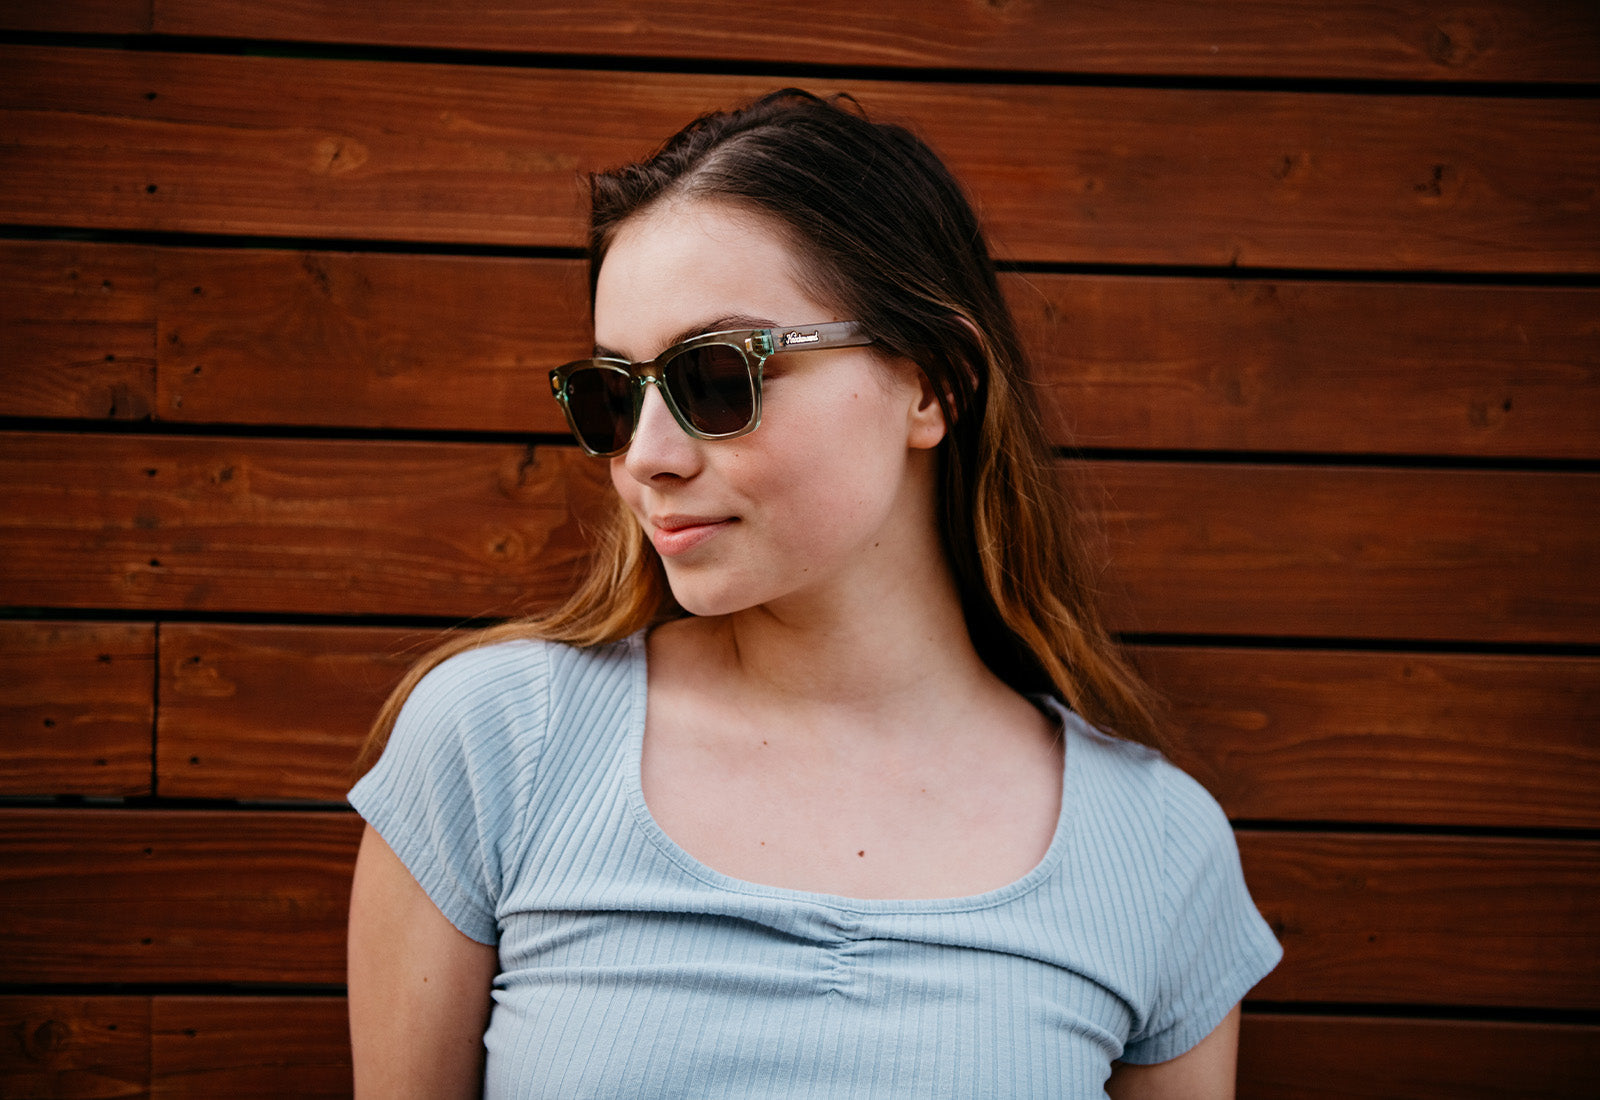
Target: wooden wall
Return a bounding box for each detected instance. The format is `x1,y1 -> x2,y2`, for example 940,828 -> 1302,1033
2,2 -> 1597,1095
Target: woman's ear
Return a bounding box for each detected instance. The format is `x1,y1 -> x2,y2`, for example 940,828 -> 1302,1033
907,369 -> 948,450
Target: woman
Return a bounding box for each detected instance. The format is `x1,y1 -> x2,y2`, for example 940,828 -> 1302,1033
347,89 -> 1280,1097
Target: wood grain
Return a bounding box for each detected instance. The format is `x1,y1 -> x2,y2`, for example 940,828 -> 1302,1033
151,996 -> 350,1098
142,247 -> 1600,458
0,995 -> 149,1100
141,0 -> 1600,83
1238,1014 -> 1600,1099
8,993 -> 1596,1098
1242,832 -> 1600,1009
1141,647 -> 1600,829
157,622 -> 448,801
0,809 -> 361,985
1093,461 -> 1600,644
1014,276 -> 1600,460
155,248 -> 586,434
0,0 -> 149,34
7,241 -> 1592,457
3,47 -> 1596,271
4,433 -> 1594,642
0,10 -> 1593,1097
0,620 -> 154,797
144,623 -> 1600,823
1,812 -> 1592,1008
0,431 -> 612,618
0,241 -> 156,421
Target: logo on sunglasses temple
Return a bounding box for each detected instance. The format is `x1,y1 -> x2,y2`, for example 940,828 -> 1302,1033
780,330 -> 821,347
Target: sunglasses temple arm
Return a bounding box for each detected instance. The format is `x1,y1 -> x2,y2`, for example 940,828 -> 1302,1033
765,321 -> 871,353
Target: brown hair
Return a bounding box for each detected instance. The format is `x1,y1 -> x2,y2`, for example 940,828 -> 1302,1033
360,89 -> 1164,772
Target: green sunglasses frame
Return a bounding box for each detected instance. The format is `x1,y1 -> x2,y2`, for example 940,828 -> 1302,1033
548,320 -> 872,457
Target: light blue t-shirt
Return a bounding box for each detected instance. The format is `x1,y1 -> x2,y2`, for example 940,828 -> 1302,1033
350,632 -> 1281,1097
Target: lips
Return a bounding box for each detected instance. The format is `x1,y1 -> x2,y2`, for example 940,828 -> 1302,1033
649,514 -> 736,557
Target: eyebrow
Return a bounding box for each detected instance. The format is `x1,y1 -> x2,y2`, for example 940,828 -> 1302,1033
593,314 -> 775,361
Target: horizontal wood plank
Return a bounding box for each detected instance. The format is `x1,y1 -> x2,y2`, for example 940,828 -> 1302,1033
137,247 -> 1600,459
1096,462 -> 1600,644
157,623 -> 447,801
155,248 -> 587,434
1140,647 -> 1600,829
0,240 -> 156,420
1242,832 -> 1600,1009
0,995 -> 149,1100
0,620 -> 154,796
3,47 -> 1596,271
1,811 -> 1592,1008
0,809 -> 361,984
8,994 -> 1597,1098
0,0 -> 149,34
151,996 -> 349,1098
146,624 -> 1600,825
10,241 -> 1595,457
139,0 -> 1600,83
1017,276 -> 1600,459
3,433 -> 1595,642
1238,1014 -> 1600,1099
0,431 -> 612,618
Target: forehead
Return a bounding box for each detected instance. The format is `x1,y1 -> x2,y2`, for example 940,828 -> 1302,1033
593,199 -> 831,358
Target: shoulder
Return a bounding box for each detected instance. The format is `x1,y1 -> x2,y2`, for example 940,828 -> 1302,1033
370,632 -> 640,795
1060,709 -> 1225,832
1057,707 -> 1243,903
1054,707 -> 1281,1063
402,631 -> 638,731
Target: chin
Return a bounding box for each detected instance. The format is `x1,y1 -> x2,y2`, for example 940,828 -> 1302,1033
662,571 -> 766,620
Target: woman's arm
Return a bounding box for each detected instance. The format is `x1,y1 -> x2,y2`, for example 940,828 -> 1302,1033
348,824 -> 498,1098
1105,1003 -> 1242,1100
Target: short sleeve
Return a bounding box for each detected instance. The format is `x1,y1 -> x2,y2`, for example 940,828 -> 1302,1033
348,641 -> 549,945
1120,769 -> 1283,1065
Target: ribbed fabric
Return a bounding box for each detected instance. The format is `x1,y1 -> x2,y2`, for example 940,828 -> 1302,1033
350,634 -> 1281,1097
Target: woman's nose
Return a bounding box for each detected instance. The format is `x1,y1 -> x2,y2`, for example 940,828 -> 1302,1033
621,384 -> 702,481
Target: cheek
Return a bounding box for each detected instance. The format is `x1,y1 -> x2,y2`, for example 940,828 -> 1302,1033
609,460 -> 643,517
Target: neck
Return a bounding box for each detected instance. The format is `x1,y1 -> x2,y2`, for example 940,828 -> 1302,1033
694,553 -> 1002,734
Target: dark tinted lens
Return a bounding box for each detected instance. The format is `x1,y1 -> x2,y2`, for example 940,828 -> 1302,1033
562,365 -> 634,454
664,343 -> 754,436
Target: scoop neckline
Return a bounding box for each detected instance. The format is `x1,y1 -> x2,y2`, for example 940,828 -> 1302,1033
620,630 -> 1078,915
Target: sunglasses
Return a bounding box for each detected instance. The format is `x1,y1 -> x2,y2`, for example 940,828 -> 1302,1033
549,321 -> 872,457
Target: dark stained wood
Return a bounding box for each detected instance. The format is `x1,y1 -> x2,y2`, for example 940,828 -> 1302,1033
1141,647 -> 1600,830
0,621 -> 154,797
1242,832 -> 1600,1009
149,248 -> 1600,459
151,996 -> 350,1098
3,47 -> 1597,271
0,241 -> 1580,456
0,431 -> 613,618
0,0 -> 149,34
155,248 -> 585,433
0,809 -> 360,984
1091,461 -> 1600,644
1,812 -> 1591,1008
1015,276 -> 1600,460
1238,1013 -> 1600,1099
0,11 -> 1593,1097
157,623 -> 448,801
0,241 -> 156,421
3,433 -> 1594,642
0,996 -> 149,1100
145,0 -> 1600,84
9,994 -> 1598,1098
150,624 -> 1600,822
